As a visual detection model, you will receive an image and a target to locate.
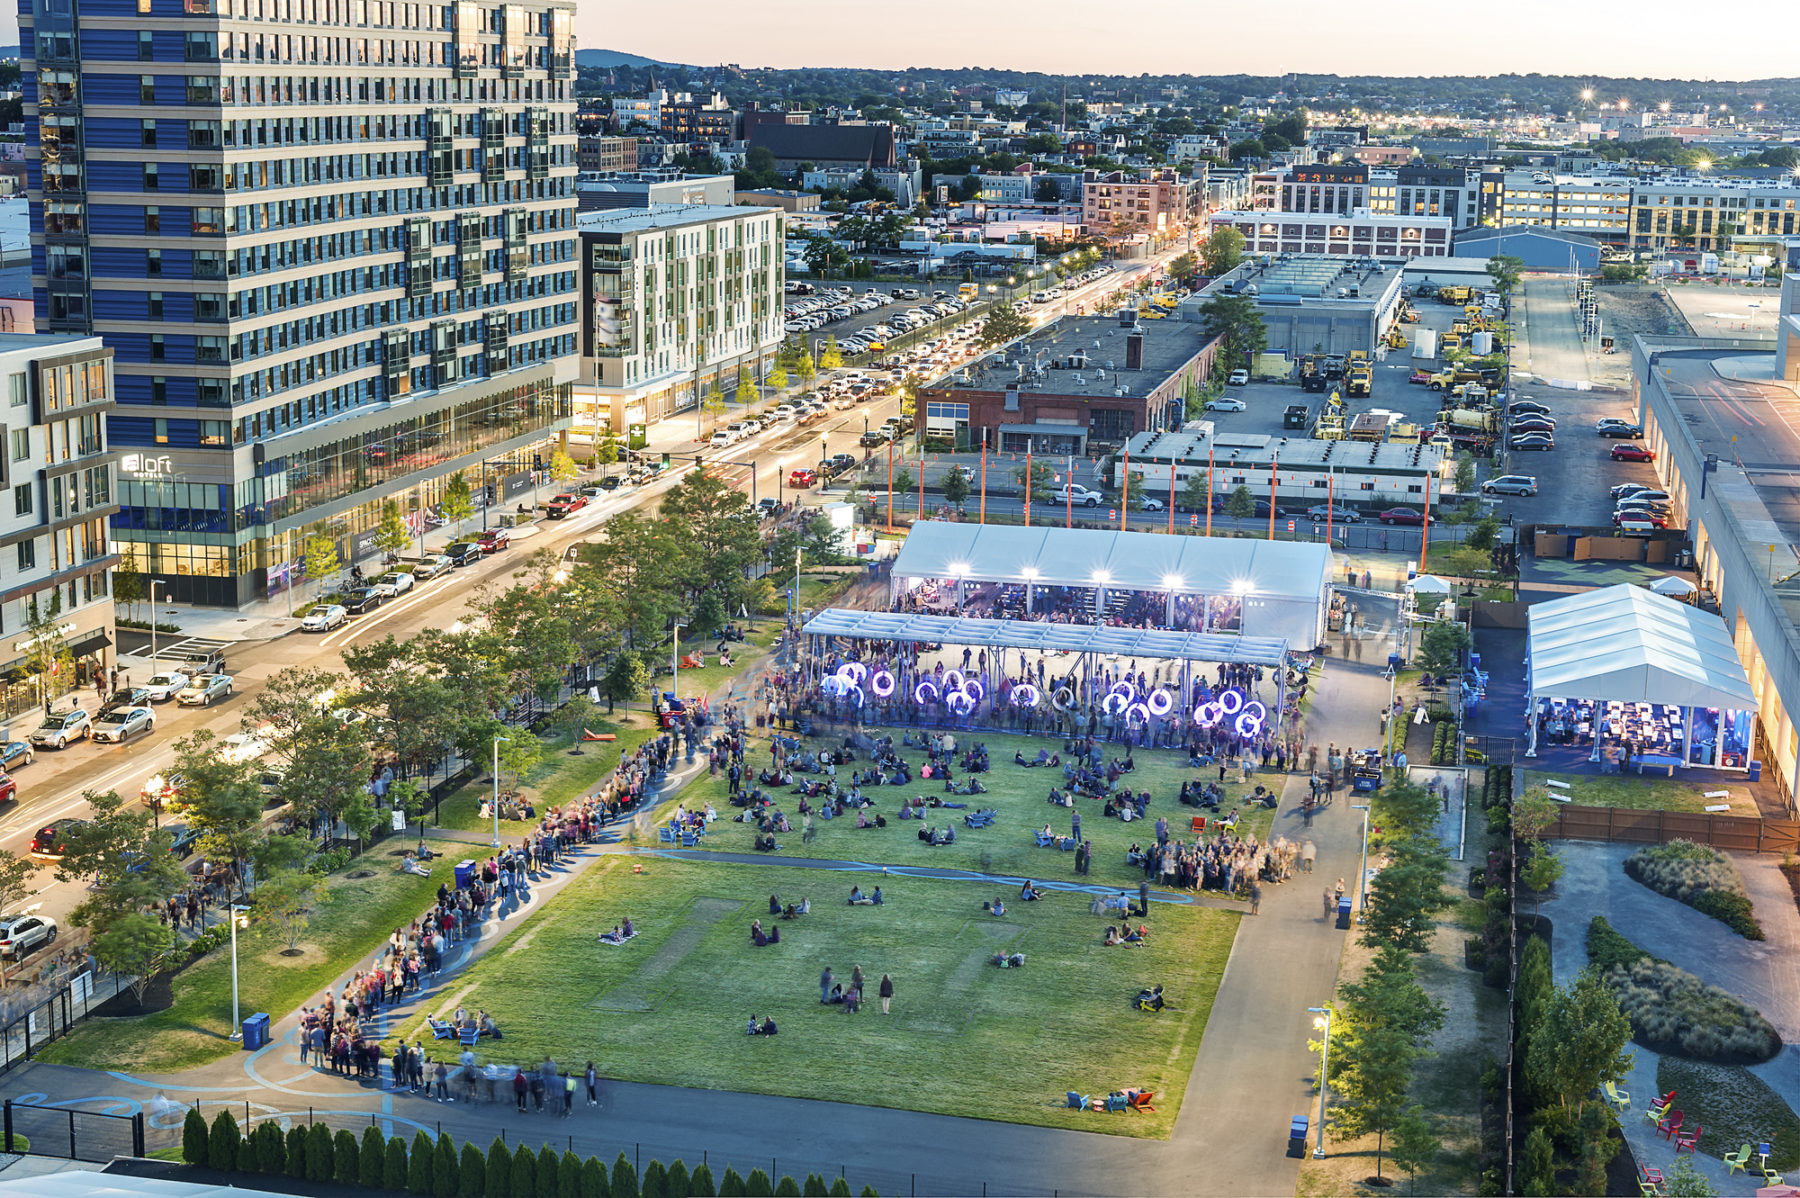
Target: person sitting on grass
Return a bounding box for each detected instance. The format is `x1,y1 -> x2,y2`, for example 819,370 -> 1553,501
750,920 -> 780,947
769,894 -> 783,915
754,831 -> 779,852
599,924 -> 627,944
870,886 -> 883,905
983,897 -> 1006,917
849,887 -> 875,906
1019,880 -> 1042,901
401,852 -> 430,876
1123,925 -> 1147,945
990,951 -> 1026,968
479,1012 -> 501,1039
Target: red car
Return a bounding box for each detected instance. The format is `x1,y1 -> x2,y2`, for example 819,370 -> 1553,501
787,468 -> 817,488
1614,510 -> 1668,528
1378,507 -> 1426,525
545,493 -> 587,519
476,529 -> 510,553
0,774 -> 14,806
1610,445 -> 1656,462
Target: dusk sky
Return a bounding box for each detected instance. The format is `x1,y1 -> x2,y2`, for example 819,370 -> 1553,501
578,0 -> 1800,81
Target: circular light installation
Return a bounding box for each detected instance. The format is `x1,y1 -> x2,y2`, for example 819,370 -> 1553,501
1217,689 -> 1245,716
943,670 -> 966,696
1012,684 -> 1041,708
1109,681 -> 1137,704
843,684 -> 866,709
915,681 -> 940,705
1147,688 -> 1174,717
961,677 -> 985,704
1194,702 -> 1225,728
837,662 -> 868,685
1126,702 -> 1151,728
1052,687 -> 1076,712
1235,711 -> 1263,738
946,690 -> 975,716
871,670 -> 895,698
1102,692 -> 1130,716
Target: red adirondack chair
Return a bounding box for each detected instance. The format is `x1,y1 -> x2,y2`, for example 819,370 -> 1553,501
1658,1110 -> 1684,1141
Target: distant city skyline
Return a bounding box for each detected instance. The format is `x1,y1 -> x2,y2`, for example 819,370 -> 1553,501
575,0 -> 1799,84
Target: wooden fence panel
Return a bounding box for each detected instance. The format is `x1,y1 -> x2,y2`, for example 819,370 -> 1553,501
1546,803 -> 1800,854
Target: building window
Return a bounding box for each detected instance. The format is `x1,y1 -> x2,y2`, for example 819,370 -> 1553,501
16,541 -> 33,571
143,163 -> 159,191
8,374 -> 23,406
147,292 -> 162,320
154,418 -> 168,444
10,429 -> 27,461
13,483 -> 30,517
144,207 -> 160,234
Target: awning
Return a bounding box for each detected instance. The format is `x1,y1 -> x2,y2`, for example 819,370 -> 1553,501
802,608 -> 1290,666
1526,584 -> 1755,710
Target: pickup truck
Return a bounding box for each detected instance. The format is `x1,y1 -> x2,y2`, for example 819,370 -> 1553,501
1055,484 -> 1104,507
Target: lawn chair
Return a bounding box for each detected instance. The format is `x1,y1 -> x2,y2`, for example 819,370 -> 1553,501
681,830 -> 698,847
459,1027 -> 479,1049
1766,1170 -> 1786,1188
1644,1097 -> 1672,1125
1639,1165 -> 1664,1188
1722,1144 -> 1753,1175
1673,1124 -> 1700,1154
1104,1093 -> 1128,1113
1065,1091 -> 1088,1110
1603,1080 -> 1630,1110
427,1017 -> 455,1040
659,826 -> 677,844
1127,1090 -> 1157,1113
1034,831 -> 1054,847
1190,816 -> 1206,832
1636,1181 -> 1661,1198
1656,1109 -> 1684,1141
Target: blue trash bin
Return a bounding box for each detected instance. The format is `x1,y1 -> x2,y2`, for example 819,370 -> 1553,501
1288,1115 -> 1310,1158
241,1012 -> 269,1051
1748,760 -> 1763,782
1336,896 -> 1353,930
454,859 -> 476,889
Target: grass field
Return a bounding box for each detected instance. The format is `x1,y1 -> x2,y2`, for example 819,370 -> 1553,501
38,865 -> 441,1074
644,730 -> 1285,892
387,856 -> 1236,1136
431,712 -> 663,834
1520,770 -> 1753,815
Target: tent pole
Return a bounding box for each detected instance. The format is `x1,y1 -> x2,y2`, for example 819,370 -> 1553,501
1526,695 -> 1538,758
1683,704 -> 1694,767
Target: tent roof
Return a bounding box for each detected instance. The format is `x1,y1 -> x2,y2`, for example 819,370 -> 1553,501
802,608 -> 1289,666
888,521 -> 1333,600
1526,584 -> 1756,709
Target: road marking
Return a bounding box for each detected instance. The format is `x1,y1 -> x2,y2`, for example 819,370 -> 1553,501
321,574 -> 463,650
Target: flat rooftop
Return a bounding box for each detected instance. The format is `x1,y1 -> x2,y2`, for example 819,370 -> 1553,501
576,204 -> 753,234
1125,429 -> 1444,472
949,316 -> 1206,398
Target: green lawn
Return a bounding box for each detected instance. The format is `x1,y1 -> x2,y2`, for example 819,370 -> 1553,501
388,856 -> 1236,1136
1521,770 -> 1752,815
39,865 -> 442,1074
432,712 -> 663,834
644,730 -> 1285,893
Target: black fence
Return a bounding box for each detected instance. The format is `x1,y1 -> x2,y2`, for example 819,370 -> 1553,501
4,1099 -> 145,1161
0,968 -> 133,1079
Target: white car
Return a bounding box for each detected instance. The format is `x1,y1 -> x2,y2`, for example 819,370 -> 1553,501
144,672 -> 191,702
0,915 -> 56,959
370,570 -> 415,599
1482,475 -> 1539,497
1139,497 -> 1165,512
1228,369 -> 1250,386
1206,398 -> 1247,413
301,603 -> 348,632
218,728 -> 271,766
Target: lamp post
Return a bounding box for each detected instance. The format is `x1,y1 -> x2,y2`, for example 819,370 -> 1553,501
1308,1006 -> 1332,1158
491,735 -> 509,848
227,904 -> 251,1039
670,620 -> 689,696
149,579 -> 166,674
1351,802 -> 1371,919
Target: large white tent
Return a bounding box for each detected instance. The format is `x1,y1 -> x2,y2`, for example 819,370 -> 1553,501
888,522 -> 1334,648
1525,584 -> 1757,768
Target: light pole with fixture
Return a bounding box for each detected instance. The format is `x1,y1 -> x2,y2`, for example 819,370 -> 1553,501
491,735 -> 509,848
227,904 -> 251,1039
1351,802 -> 1371,919
670,620 -> 689,695
1308,1006 -> 1333,1158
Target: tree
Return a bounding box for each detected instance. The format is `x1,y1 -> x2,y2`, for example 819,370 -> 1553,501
485,1138 -> 512,1197
1663,1155 -> 1719,1197
603,653 -> 650,714
1484,254 -> 1524,301
612,1153 -> 640,1198
1520,845 -> 1564,917
0,853 -> 33,987
208,1110 -> 241,1172
1225,484 -> 1254,518
734,365 -> 756,404
1168,251 -> 1197,281
550,449 -> 579,486
1524,967 -> 1634,1115
1198,226 -> 1246,277
745,1172 -> 774,1198
494,734 -> 543,802
641,1160 -> 666,1198
1180,470 -> 1210,514
510,1143 -> 537,1198
58,790 -> 185,1008
1330,1017 -> 1418,1182
718,1168 -> 745,1197
1453,452 -> 1476,494
114,546 -> 147,624
333,1128 -> 360,1186
561,1151 -> 585,1198
794,349 -> 816,383
1517,1125 -> 1554,1198
255,848 -> 326,950
1415,620 -> 1471,676
303,534 -> 341,594
384,1136 -> 410,1192
442,470 -> 476,527
286,1126 -> 309,1181
702,380 -> 729,426
458,1141 -> 486,1198
1360,836 -> 1453,954
667,1160 -> 691,1198
256,1121 -> 287,1175
1199,294 -> 1267,370
182,1108 -> 209,1166
584,1154 -> 613,1197
22,593 -> 72,711
538,1144 -> 561,1196
593,431 -> 622,478
977,303 -> 1030,349
689,1163 -> 715,1196
941,466 -> 970,507
171,729 -> 268,881
766,361 -> 789,392
374,499 -> 411,557
818,337 -> 843,371
405,1129 -> 432,1194
1389,1106 -> 1441,1197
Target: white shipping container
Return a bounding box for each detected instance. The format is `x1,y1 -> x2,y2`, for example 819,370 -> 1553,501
1413,328 -> 1438,359
1471,331 -> 1494,356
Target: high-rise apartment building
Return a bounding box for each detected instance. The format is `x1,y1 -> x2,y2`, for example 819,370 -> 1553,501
21,0 -> 580,605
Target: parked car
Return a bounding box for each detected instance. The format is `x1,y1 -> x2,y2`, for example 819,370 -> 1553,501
1610,485 -> 1670,503
0,914 -> 56,958
787,468 -> 817,488
372,570 -> 415,599
860,430 -> 892,448
1227,369 -> 1250,385
342,588 -> 383,614
756,497 -> 781,518
92,705 -> 156,744
301,604 -> 348,632
1378,507 -> 1426,525
177,673 -> 233,707
0,741 -> 35,771
594,476 -> 624,492
444,542 -> 484,566
409,555 -> 453,580
1614,510 -> 1668,528
1511,418 -> 1557,434
30,708 -> 92,749
1206,398 -> 1247,413
29,820 -> 86,859
0,774 -> 13,807
545,493 -> 588,519
1306,504 -> 1361,521
140,771 -> 184,812
1481,475 -> 1539,496
476,529 -> 510,553
100,687 -> 153,715
1510,433 -> 1556,451
1509,400 -> 1551,417
143,672 -> 191,702
1610,444 -> 1655,462
1596,420 -> 1642,437
218,729 -> 270,766
166,823 -> 202,859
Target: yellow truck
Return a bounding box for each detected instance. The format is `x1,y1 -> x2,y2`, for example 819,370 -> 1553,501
1313,411 -> 1346,440
1346,367 -> 1373,398
1439,285 -> 1472,305
1440,333 -> 1463,354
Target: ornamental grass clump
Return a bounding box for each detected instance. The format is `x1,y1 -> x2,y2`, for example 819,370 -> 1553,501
1623,840 -> 1763,939
1604,958 -> 1782,1064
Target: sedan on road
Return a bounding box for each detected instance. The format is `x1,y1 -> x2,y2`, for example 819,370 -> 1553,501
143,672 -> 191,702
29,708 -> 92,749
301,604 -> 348,632
0,741 -> 35,771
177,673 -> 233,706
29,820 -> 87,859
92,705 -> 155,744
444,542 -> 484,566
1509,401 -> 1551,417
1206,398 -> 1247,413
1610,444 -> 1656,462
342,588 -> 383,614
1510,433 -> 1556,451
1597,421 -> 1643,438
1379,507 -> 1426,525
1306,504 -> 1361,522
1228,369 -> 1249,386
370,571 -> 415,599
787,468 -> 818,489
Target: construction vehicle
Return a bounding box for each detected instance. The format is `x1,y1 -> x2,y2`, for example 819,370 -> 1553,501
1439,407 -> 1499,434
1348,413 -> 1392,442
1450,320 -> 1472,338
1459,383 -> 1490,407
1346,365 -> 1373,398
1425,369 -> 1455,391
1299,354 -> 1327,392
1347,349 -> 1370,368
1438,285 -> 1473,305
1384,328 -> 1408,350
1322,356 -> 1347,381
1387,422 -> 1423,445
1284,403 -> 1311,430
1314,410 -> 1347,440
1440,333 -> 1463,354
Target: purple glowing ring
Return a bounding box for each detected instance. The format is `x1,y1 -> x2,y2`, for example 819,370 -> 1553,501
1245,700 -> 1267,722
1126,702 -> 1151,727
1012,684 -> 1041,708
1194,702 -> 1224,728
844,684 -> 866,709
837,662 -> 868,685
943,670 -> 966,695
1052,687 -> 1076,712
1109,681 -> 1137,703
1217,689 -> 1245,716
1235,712 -> 1263,738
871,670 -> 895,698
962,678 -> 985,703
1102,692 -> 1130,716
915,681 -> 940,705
819,676 -> 847,697
1147,688 -> 1174,717
946,691 -> 975,716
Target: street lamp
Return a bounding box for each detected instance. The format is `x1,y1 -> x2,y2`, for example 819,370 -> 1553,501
227,904 -> 251,1039
670,620 -> 689,696
1308,1007 -> 1333,1158
148,579 -> 167,676
1351,802 -> 1372,919
491,735 -> 509,848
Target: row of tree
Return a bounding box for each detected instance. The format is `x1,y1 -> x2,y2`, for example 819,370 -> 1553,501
183,1108 -> 874,1197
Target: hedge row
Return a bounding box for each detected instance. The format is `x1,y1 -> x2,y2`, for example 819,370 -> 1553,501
181,1110 -> 874,1198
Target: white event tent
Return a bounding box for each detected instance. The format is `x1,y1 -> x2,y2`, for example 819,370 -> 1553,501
1525,584 -> 1758,771
888,521 -> 1335,648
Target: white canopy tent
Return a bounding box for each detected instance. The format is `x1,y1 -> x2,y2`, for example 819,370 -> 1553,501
1525,584 -> 1758,769
888,521 -> 1335,648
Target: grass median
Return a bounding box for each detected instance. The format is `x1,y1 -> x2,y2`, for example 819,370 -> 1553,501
387,855 -> 1235,1136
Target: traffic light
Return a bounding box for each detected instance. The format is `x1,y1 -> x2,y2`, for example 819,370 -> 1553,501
484,484 -> 496,504
532,453 -> 543,472
660,452 -> 671,469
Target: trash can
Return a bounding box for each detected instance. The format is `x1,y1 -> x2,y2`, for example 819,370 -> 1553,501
454,859 -> 476,889
1287,1115 -> 1310,1158
241,1013 -> 270,1051
1748,760 -> 1763,782
1336,896 -> 1353,930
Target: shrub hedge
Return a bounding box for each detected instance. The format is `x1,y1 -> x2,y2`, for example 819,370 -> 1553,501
1623,840 -> 1764,940
1604,958 -> 1782,1064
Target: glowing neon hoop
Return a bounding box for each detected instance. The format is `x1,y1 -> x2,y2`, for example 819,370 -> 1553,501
1052,687 -> 1076,712
844,684 -> 866,709
1194,702 -> 1224,728
1244,701 -> 1268,723
962,678 -> 985,704
1235,711 -> 1263,738
1147,688 -> 1174,717
1012,684 -> 1041,708
837,662 -> 868,685
1217,689 -> 1245,716
946,691 -> 975,716
1102,692 -> 1130,716
871,670 -> 896,698
943,670 -> 966,695
914,681 -> 940,705
1109,681 -> 1137,704
1126,702 -> 1151,728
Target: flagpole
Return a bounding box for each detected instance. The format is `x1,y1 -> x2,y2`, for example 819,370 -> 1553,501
1204,443 -> 1214,537
1024,448 -> 1032,526
979,430 -> 987,525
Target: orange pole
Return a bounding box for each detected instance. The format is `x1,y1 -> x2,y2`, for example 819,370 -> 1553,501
1267,457 -> 1278,540
1024,448 -> 1032,526
1204,444 -> 1214,537
1120,443 -> 1130,531
1167,460 -> 1176,533
979,432 -> 987,524
1326,469 -> 1334,543
886,440 -> 893,532
1420,471 -> 1433,571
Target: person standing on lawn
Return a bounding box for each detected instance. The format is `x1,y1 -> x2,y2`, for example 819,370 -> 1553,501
820,966 -> 834,1004
879,973 -> 893,1015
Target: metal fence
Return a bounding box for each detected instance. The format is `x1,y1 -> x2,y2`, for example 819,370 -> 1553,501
0,969 -> 134,1079
3,1100 -> 145,1161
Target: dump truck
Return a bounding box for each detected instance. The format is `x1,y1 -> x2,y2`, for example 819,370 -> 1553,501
1439,285 -> 1473,305
1424,369 -> 1455,391
1346,366 -> 1373,398
1299,354 -> 1327,392
1284,403 -> 1312,430
1440,333 -> 1463,354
